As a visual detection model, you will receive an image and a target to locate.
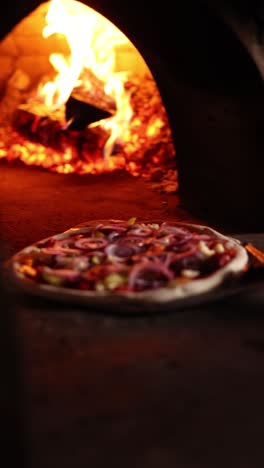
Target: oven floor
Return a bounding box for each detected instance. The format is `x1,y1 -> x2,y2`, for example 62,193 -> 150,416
1,161 -> 264,468
0,160 -> 201,260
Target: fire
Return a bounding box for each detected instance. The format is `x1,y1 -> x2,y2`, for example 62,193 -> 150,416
37,0 -> 133,158
0,0 -> 176,178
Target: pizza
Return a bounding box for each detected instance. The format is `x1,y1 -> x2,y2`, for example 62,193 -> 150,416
6,218 -> 249,310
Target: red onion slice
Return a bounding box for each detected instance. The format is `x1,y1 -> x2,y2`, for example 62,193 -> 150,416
128,261 -> 174,291
95,223 -> 128,234
41,247 -> 80,255
158,223 -> 192,237
127,225 -> 153,237
167,242 -> 198,258
105,243 -> 135,261
136,251 -> 174,267
74,237 -> 108,250
117,236 -> 150,254
53,238 -> 78,249
192,234 -> 215,241
153,234 -> 176,246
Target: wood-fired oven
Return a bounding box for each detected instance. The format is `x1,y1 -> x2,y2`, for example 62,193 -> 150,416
1,4 -> 264,465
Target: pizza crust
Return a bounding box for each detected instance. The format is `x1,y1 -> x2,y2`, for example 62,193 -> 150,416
5,220 -> 249,310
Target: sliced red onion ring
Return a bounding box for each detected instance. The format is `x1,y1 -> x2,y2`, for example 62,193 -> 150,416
192,233 -> 215,241
105,243 -> 135,261
168,253 -> 203,275
95,223 -> 127,234
139,251 -> 175,266
168,244 -> 200,266
41,247 -> 80,255
37,238 -> 56,248
127,225 -> 153,237
167,242 -> 197,258
128,261 -> 174,291
158,224 -> 192,237
153,234 -> 176,246
118,236 -> 150,254
74,237 -> 108,250
53,238 -> 78,249
107,231 -> 124,242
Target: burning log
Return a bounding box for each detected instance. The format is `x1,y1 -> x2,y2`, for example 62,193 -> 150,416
72,68 -> 117,115
11,102 -> 117,173
65,94 -> 114,130
1,74 -> 176,185
64,68 -> 117,130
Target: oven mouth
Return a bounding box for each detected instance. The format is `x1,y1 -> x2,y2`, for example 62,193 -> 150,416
0,0 -> 177,191
1,0 -> 264,234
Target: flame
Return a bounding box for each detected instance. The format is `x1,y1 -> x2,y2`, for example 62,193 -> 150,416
0,0 -> 176,178
36,0 -> 133,158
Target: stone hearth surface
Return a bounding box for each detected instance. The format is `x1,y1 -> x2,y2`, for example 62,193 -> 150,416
1,161 -> 264,468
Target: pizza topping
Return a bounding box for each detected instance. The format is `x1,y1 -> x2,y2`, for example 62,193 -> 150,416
127,225 -> 154,237
56,255 -> 90,271
181,269 -> 200,279
97,272 -> 128,291
41,246 -> 80,256
215,243 -> 225,254
197,240 -> 215,257
18,263 -> 37,278
105,243 -> 136,261
89,252 -> 105,265
127,217 -> 137,226
169,254 -> 202,275
117,236 -> 150,254
158,223 -> 192,238
95,223 -> 127,236
74,237 -> 108,250
167,241 -> 197,257
128,261 -> 174,291
40,266 -> 81,286
13,219 -> 247,294
53,237 -> 81,249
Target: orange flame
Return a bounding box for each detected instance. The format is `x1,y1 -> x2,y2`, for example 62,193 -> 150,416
37,0 -> 133,158
0,0 -> 176,177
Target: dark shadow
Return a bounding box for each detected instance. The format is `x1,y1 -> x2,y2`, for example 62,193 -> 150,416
0,267 -> 31,467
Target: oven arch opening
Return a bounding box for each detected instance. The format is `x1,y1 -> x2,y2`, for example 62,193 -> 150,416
0,0 -> 177,184
1,0 -> 264,231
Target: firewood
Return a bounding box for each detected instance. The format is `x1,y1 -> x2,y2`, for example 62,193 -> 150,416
12,103 -> 112,171
73,68 -> 117,114
2,74 -> 176,183
65,94 -> 114,130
